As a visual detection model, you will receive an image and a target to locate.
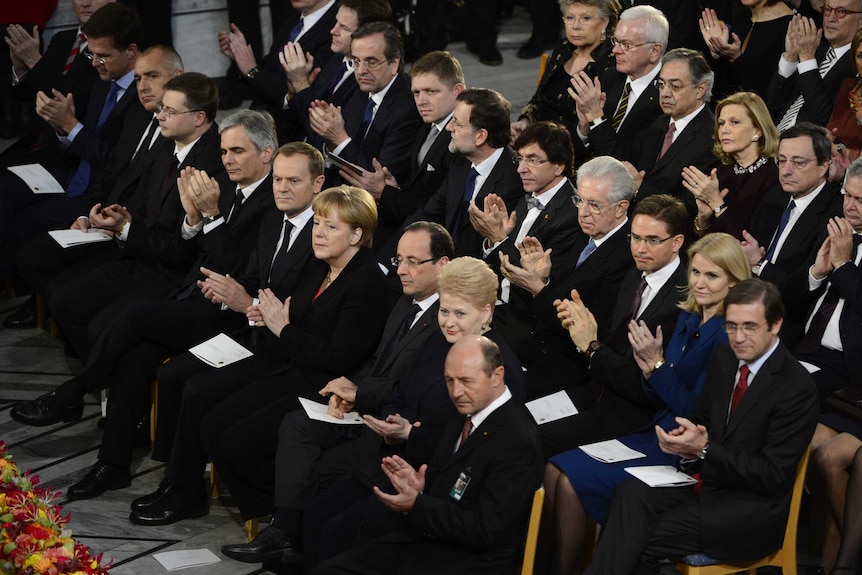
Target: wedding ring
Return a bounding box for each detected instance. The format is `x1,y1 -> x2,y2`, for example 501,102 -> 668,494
705,26 -> 710,30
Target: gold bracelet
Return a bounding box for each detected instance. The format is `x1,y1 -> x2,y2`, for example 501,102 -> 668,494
693,215 -> 710,232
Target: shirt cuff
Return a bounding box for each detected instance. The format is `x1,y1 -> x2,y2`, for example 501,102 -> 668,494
116,221 -> 131,241
797,58 -> 818,74
808,267 -> 827,290
181,218 -> 204,239
203,217 -> 225,234
778,54 -> 796,78
330,138 -> 351,156
62,122 -> 84,144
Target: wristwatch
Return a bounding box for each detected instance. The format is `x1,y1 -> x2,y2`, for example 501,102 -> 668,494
202,213 -> 221,226
696,442 -> 709,460
245,66 -> 260,79
652,358 -> 666,373
712,203 -> 726,216
583,340 -> 603,358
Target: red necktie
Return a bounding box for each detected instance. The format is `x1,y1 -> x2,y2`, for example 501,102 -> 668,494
730,365 -> 750,418
458,415 -> 473,451
63,32 -> 86,75
657,121 -> 676,160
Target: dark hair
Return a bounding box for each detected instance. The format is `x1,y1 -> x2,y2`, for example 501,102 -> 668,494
409,51 -> 465,88
514,121 -> 574,178
163,72 -> 218,122
478,336 -> 503,377
352,21 -> 403,64
276,141 -> 325,179
724,278 -> 784,326
82,3 -> 143,51
661,47 -> 714,103
781,122 -> 833,165
339,0 -> 393,25
404,221 -> 455,261
632,194 -> 687,237
456,88 -> 511,149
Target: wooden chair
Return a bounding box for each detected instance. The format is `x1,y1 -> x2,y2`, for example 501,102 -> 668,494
521,487 -> 545,575
675,448 -> 811,575
537,53 -> 549,86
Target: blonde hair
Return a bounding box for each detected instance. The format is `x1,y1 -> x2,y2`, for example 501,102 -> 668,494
679,233 -> 751,315
436,257 -> 498,310
311,186 -> 378,249
713,92 -> 779,165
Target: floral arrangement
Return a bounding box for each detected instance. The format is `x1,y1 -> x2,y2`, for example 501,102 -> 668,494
0,441 -> 110,574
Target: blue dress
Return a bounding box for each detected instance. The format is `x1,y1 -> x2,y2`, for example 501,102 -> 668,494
549,311 -> 727,523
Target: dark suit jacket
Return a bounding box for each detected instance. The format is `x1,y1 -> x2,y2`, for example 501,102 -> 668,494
518,223 -> 635,399
631,106 -> 718,218
332,73 -> 424,185
768,42 -> 854,127
751,182 -> 843,292
397,397 -> 543,574
287,55 -> 358,145
692,343 -> 818,560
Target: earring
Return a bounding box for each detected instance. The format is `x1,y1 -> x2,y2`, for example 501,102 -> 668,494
752,134 -> 760,142
601,29 -> 607,42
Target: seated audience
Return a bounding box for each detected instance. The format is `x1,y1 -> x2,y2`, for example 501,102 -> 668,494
827,27 -> 862,164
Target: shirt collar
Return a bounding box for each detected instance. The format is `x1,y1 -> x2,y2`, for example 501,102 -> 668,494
468,386 -> 512,431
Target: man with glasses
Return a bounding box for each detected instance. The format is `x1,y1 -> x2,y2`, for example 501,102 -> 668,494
770,0 -> 862,132
469,121 -> 580,348
309,21 -> 422,187
585,278 -> 818,575
569,5 -> 668,163
742,123 -> 842,309
500,155 -> 634,400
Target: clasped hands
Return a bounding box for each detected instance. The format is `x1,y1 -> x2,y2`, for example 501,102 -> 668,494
278,40 -> 319,94
811,216 -> 857,280
555,289 -> 598,352
682,166 -> 727,222
246,288 -> 291,336
35,89 -> 77,135
218,23 -> 258,75
469,193 -> 517,245
499,236 -> 552,296
656,417 -> 708,459
309,99 -> 349,148
178,167 -> 221,225
783,14 -> 821,63
78,203 -> 131,235
319,376 -> 358,419
698,9 -> 741,61
5,24 -> 41,72
374,455 -> 427,513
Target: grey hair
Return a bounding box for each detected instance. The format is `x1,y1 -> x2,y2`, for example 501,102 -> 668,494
619,4 -> 669,51
846,157 -> 862,182
662,47 -> 714,103
219,109 -> 278,154
576,156 -> 634,204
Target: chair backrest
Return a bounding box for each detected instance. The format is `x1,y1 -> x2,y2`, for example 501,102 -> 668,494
537,53 -> 549,86
782,446 -> 810,553
521,487 -> 545,575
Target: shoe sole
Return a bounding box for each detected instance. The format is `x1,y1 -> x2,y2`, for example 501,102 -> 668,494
67,479 -> 131,501
10,405 -> 84,427
128,506 -> 209,526
222,547 -> 295,564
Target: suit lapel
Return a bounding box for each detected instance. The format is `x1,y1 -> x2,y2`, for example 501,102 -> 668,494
653,107 -> 711,170
723,348 -> 782,438
268,217 -> 313,288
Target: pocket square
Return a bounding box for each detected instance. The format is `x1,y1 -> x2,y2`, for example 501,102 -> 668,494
426,164 -> 436,172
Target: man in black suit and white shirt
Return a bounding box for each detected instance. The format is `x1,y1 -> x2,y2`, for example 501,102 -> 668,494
313,335 -> 543,575
585,279 -> 818,574
769,2 -> 861,131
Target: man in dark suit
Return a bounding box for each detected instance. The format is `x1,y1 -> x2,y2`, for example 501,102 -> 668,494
312,335 -> 544,575
500,155 -> 635,399
568,4 -> 668,163
741,123 -> 843,301
9,113 -> 285,503
626,48 -> 718,218
309,21 -> 423,186
470,121 -> 580,348
6,45 -> 184,329
396,88 -> 523,262
584,279 -> 819,574
340,50 -> 464,249
769,4 -> 861,131
281,0 -> 393,144
541,194 -> 688,457
219,222 -> 453,561
786,157 -> 862,402
0,3 -> 143,290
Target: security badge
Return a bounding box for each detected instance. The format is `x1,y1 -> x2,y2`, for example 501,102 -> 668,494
450,467 -> 472,501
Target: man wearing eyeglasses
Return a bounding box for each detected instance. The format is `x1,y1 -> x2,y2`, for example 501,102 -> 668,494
308,21 -> 422,187
770,0 -> 862,132
585,278 -> 818,575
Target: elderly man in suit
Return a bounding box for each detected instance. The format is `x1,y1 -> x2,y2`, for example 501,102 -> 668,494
569,4 -> 668,163
309,21 -> 423,186
770,0 -> 862,132
500,155 -> 635,399
585,278 -> 819,574
312,335 -> 543,575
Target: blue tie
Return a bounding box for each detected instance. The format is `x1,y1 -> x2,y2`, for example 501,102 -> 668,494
288,17 -> 304,42
452,168 -> 479,243
66,80 -> 121,198
765,199 -> 796,261
324,60 -> 348,99
576,238 -> 597,268
357,97 -> 375,141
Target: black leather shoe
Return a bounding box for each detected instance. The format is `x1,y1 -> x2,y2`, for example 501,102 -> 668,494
221,526 -> 302,563
130,479 -> 172,512
466,43 -> 503,66
129,481 -> 208,526
517,38 -> 551,59
67,462 -> 131,500
3,299 -> 37,329
10,392 -> 84,427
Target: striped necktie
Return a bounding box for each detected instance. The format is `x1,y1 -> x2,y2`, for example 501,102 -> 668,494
776,47 -> 836,132
611,82 -> 631,131
63,32 -> 86,75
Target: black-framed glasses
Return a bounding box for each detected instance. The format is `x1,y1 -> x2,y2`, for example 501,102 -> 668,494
155,103 -> 203,118
821,4 -> 862,19
724,321 -> 766,335
391,256 -> 436,269
628,233 -> 673,246
609,37 -> 655,51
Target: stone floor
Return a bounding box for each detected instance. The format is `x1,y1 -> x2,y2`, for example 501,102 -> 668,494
0,8 -> 541,575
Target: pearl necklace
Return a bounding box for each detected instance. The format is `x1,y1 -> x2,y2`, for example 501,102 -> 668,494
733,156 -> 768,175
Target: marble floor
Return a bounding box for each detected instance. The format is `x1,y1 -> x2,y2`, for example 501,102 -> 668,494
0,8 -> 541,575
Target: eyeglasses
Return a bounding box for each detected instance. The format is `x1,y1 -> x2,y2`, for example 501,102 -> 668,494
571,194 -> 614,214
609,37 -> 655,51
391,256 -> 436,269
155,103 -> 202,118
351,57 -> 389,70
513,155 -> 549,166
654,79 -> 693,93
724,321 -> 766,335
821,4 -> 862,19
84,51 -> 112,66
562,14 -> 597,26
774,156 -> 818,170
627,233 -> 673,246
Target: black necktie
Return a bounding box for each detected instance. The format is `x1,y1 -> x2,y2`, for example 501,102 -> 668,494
145,154 -> 179,227
227,188 -> 245,223
609,275 -> 648,350
377,303 -> 422,370
452,168 -> 479,243
268,219 -> 295,286
132,117 -> 159,163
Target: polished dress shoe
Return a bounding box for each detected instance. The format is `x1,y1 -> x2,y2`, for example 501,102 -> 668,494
222,526 -> 302,563
10,392 -> 84,427
129,481 -> 208,526
67,462 -> 131,500
130,479 -> 172,512
3,298 -> 37,329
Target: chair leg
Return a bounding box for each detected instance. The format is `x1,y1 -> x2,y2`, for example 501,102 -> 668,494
245,518 -> 259,541
581,518 -> 597,570
209,462 -> 220,498
35,294 -> 46,330
150,380 -> 158,448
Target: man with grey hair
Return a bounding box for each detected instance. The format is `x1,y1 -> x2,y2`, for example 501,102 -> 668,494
624,47 -> 718,219
568,4 -> 668,162
500,155 -> 635,400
